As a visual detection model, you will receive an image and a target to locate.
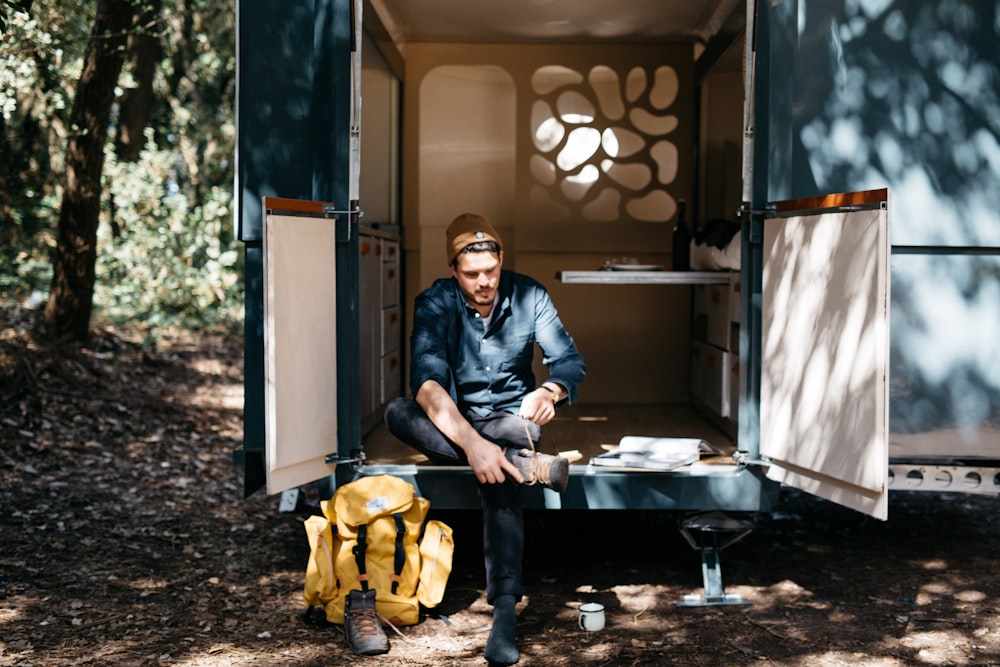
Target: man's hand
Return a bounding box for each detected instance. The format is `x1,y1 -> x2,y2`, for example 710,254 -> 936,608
518,386 -> 557,425
415,380 -> 524,486
465,436 -> 524,485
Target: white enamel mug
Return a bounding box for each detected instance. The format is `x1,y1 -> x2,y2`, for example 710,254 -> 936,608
578,602 -> 606,631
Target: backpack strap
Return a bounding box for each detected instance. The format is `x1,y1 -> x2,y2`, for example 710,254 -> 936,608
391,513 -> 406,594
353,524 -> 371,590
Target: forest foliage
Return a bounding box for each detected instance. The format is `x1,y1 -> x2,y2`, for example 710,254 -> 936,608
0,0 -> 240,334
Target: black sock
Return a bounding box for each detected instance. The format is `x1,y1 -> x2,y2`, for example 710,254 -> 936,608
484,595 -> 519,665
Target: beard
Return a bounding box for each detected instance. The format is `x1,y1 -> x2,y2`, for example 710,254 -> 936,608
472,288 -> 494,305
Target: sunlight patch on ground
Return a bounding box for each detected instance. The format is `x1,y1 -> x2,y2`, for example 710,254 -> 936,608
255,570 -> 302,586
185,382 -> 243,411
954,589 -> 986,603
778,650 -> 907,666
825,609 -> 858,624
919,581 -> 954,596
917,558 -> 949,571
0,600 -> 26,624
899,629 -> 974,665
724,579 -> 819,612
608,584 -> 659,615
127,577 -> 169,592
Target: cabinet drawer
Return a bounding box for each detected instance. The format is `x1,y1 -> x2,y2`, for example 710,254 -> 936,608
381,239 -> 399,263
382,264 -> 399,308
382,306 -> 401,356
381,351 -> 401,403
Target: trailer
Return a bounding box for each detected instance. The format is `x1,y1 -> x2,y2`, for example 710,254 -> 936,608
234,0 -> 1000,603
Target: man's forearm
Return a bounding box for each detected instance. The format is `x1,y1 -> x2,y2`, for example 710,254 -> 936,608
414,380 -> 478,453
416,379 -> 522,484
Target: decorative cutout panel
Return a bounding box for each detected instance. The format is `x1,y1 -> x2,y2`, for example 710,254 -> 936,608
528,64 -> 681,223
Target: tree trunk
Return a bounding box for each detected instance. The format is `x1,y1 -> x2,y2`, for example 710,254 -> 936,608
43,0 -> 140,343
115,0 -> 162,162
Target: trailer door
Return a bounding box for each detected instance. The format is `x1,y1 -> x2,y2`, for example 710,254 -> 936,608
758,191 -> 890,519
235,0 -> 362,497
260,200 -> 346,495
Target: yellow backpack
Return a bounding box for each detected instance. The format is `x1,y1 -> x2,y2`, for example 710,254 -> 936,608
302,475 -> 454,626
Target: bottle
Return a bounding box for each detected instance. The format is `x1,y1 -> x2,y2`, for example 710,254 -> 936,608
672,198 -> 690,271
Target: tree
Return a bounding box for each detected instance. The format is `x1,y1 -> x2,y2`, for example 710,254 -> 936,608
42,0 -> 142,342
3,0 -> 238,336
114,0 -> 161,163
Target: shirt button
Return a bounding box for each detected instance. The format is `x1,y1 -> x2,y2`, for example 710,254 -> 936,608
482,338 -> 487,344
485,366 -> 491,371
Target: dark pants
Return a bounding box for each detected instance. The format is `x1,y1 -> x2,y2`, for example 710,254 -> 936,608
383,397 -> 540,604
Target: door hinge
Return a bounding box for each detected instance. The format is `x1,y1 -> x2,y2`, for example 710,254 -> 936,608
322,205 -> 361,243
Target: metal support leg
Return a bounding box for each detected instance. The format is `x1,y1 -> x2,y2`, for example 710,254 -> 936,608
676,511 -> 755,607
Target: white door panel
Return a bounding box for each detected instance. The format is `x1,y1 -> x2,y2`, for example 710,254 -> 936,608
761,200 -> 890,519
263,210 -> 338,494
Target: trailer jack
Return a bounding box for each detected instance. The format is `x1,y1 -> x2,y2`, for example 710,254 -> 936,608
676,511 -> 755,607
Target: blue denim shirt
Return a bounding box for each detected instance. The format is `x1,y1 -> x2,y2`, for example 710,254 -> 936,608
410,270 -> 586,417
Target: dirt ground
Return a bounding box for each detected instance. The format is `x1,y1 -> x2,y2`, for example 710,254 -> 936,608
3,302 -> 1000,667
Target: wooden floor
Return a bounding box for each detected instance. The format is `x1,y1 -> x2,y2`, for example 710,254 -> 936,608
360,402 -> 737,465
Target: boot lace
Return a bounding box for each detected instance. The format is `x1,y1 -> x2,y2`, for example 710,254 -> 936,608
350,604 -> 381,636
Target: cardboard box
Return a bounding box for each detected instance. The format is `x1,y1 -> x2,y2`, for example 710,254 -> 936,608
728,353 -> 741,424
691,340 -> 730,418
694,280 -> 733,352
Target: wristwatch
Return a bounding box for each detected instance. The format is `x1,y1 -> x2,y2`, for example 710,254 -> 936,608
541,385 -> 559,405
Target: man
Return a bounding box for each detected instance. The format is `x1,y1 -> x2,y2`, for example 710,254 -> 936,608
384,212 -> 586,665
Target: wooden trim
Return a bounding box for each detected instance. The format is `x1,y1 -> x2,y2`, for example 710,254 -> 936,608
262,197 -> 335,215
773,188 -> 888,213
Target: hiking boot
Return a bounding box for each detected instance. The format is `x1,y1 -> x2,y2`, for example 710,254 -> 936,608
505,448 -> 569,493
344,588 -> 389,656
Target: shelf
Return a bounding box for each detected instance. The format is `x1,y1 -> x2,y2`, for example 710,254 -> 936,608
557,270 -> 733,285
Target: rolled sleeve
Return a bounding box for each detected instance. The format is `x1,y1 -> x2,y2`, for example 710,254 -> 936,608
409,291 -> 453,396
533,286 -> 586,403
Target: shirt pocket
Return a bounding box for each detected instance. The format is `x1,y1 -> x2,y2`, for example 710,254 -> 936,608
494,326 -> 534,372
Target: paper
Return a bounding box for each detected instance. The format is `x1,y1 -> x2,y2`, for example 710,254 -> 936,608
589,436 -> 716,471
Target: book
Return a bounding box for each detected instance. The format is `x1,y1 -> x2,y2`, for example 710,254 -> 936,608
588,436 -> 717,471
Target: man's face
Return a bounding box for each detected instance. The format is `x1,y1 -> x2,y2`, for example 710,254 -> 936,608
452,250 -> 503,310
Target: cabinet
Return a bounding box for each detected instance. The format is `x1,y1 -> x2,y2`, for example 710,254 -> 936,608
691,272 -> 740,426
359,228 -> 402,433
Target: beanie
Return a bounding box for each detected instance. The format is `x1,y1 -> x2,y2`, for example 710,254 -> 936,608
445,213 -> 503,265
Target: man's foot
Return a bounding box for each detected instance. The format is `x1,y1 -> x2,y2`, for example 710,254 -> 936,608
484,595 -> 519,665
505,448 -> 569,493
344,589 -> 389,656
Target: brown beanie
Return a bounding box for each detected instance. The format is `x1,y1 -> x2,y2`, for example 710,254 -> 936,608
446,213 -> 503,265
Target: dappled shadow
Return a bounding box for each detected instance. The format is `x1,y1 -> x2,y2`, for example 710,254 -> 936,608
4,319 -> 1000,666
759,204 -> 888,512
762,0 -> 1000,457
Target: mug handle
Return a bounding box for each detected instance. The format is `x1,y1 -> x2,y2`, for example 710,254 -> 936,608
579,614 -> 586,630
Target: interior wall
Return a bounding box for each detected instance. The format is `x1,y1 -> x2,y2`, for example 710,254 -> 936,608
360,33 -> 399,226
698,68 -> 744,227
401,42 -> 697,404
416,64 -> 517,284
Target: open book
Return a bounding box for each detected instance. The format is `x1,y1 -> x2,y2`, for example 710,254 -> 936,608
589,436 -> 717,471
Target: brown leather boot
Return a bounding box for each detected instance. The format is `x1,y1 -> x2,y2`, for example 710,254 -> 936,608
344,588 -> 389,656
505,448 -> 569,493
